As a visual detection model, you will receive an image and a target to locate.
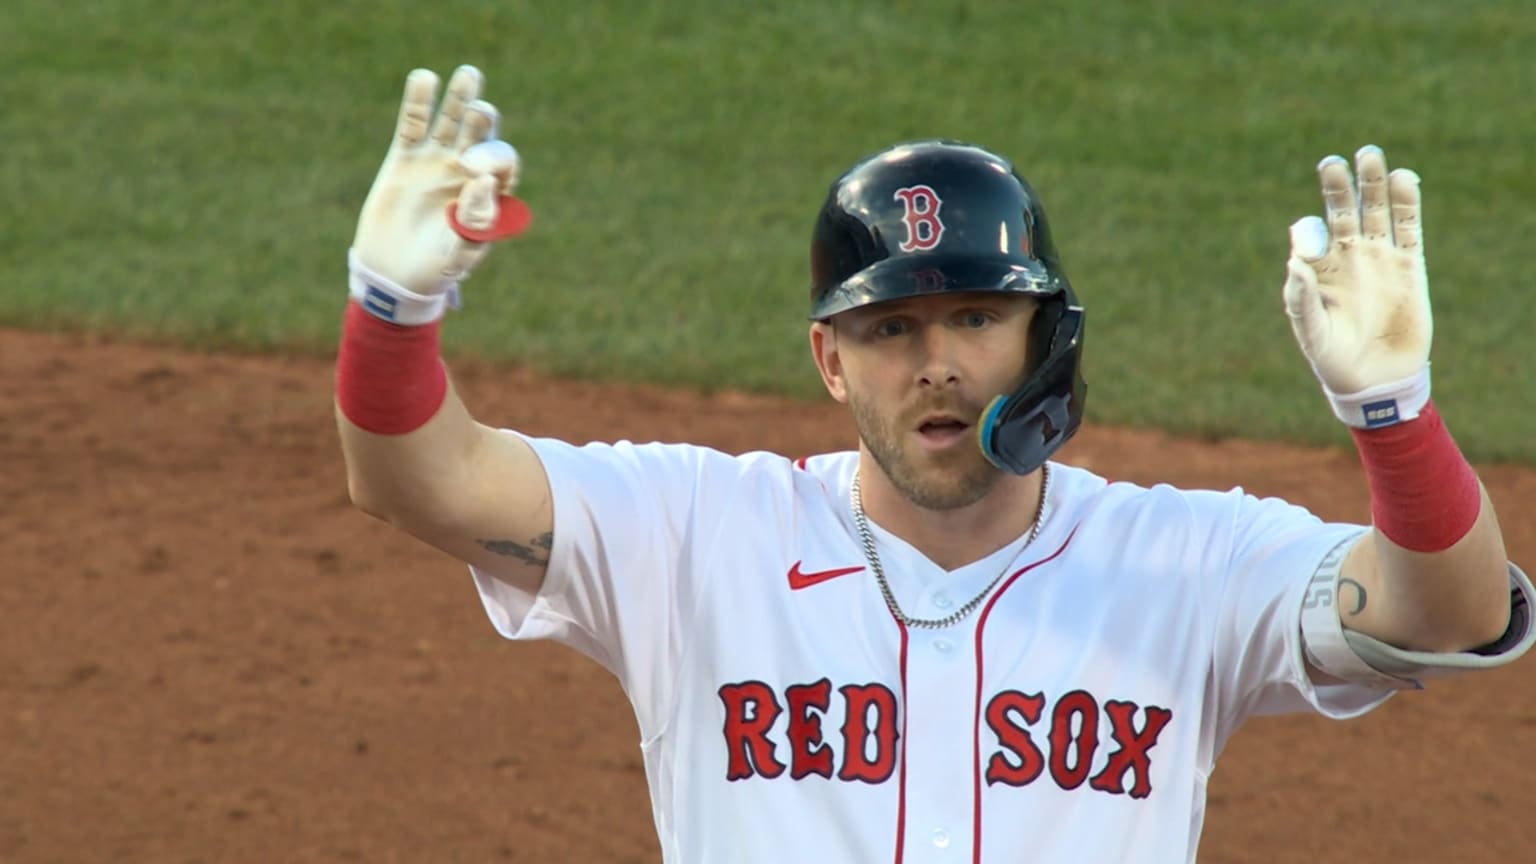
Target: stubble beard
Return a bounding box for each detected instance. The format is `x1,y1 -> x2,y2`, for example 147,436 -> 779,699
850,391 -> 1003,512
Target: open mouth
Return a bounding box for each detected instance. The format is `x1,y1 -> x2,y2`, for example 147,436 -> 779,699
918,418 -> 969,434
915,414 -> 973,448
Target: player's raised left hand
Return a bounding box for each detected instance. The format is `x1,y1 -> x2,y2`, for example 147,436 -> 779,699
1282,146 -> 1432,426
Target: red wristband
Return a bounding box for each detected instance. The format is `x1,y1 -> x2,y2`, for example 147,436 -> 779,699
1349,401 -> 1481,553
336,301 -> 449,434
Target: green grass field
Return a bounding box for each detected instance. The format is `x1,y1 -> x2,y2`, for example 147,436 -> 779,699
5,1 -> 1533,460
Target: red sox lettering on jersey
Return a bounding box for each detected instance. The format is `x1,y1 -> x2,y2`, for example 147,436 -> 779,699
719,680 -> 1173,799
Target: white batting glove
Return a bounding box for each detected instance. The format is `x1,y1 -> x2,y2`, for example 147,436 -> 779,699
349,65 -> 531,324
1283,145 -> 1432,428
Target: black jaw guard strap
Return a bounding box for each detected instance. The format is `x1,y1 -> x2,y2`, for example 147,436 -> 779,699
977,303 -> 1087,475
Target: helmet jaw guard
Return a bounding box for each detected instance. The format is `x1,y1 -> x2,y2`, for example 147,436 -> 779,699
977,303 -> 1087,475
809,139 -> 1089,475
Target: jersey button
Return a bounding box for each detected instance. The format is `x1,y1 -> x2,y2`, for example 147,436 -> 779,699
932,828 -> 951,848
932,592 -> 953,609
933,638 -> 953,654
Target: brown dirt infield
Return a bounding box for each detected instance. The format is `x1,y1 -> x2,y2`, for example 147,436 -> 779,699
4,327 -> 1534,863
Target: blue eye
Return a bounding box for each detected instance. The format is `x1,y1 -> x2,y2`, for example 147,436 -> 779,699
875,319 -> 909,337
963,312 -> 992,328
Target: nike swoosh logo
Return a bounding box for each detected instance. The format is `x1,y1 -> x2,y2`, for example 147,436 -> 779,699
787,562 -> 866,591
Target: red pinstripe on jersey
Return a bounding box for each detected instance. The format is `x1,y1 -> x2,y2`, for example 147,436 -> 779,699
891,617 -> 909,862
970,528 -> 1080,862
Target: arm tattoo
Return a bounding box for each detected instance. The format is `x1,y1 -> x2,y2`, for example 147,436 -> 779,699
477,532 -> 553,567
1339,577 -> 1368,616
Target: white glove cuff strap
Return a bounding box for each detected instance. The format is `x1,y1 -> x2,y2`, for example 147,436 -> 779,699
1323,366 -> 1431,429
347,249 -> 457,326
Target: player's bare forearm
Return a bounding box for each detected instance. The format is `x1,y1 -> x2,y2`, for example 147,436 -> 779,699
1340,484 -> 1512,653
336,382 -> 555,593
336,375 -> 480,523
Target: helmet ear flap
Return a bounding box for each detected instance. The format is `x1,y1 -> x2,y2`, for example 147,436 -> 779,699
980,304 -> 1087,475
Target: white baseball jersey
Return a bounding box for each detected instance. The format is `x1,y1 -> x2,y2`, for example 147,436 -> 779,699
470,438 -> 1394,863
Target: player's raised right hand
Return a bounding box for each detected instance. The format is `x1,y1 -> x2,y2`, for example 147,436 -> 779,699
351,65 -> 529,301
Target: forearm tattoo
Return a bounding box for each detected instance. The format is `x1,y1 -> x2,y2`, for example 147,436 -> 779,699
1339,577 -> 1368,616
477,532 -> 553,566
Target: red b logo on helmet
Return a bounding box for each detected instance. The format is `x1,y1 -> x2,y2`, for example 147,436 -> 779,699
893,185 -> 945,252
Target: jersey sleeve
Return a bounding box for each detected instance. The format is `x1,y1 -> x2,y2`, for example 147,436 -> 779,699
1207,489 -> 1388,740
468,433 -> 741,741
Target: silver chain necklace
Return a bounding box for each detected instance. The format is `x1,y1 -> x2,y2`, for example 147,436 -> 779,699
850,463 -> 1051,630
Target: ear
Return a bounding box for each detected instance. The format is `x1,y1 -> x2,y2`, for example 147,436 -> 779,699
809,322 -> 849,403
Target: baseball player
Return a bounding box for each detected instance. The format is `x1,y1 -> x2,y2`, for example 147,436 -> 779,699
334,65 -> 1534,862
